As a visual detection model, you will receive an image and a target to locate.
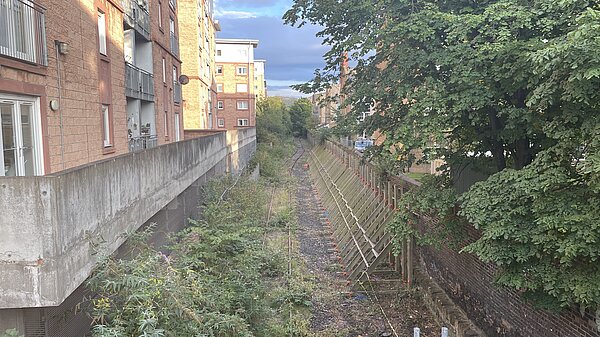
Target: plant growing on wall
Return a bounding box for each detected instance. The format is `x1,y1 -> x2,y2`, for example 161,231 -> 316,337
285,0 -> 600,311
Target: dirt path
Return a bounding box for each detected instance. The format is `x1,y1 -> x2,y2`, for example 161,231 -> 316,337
291,142 -> 439,337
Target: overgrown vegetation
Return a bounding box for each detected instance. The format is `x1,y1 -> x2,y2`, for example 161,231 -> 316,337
285,0 -> 600,311
86,96 -> 319,336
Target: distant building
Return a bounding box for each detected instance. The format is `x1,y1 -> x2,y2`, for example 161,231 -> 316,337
215,38 -> 259,130
254,60 -> 267,100
310,83 -> 340,127
179,0 -> 220,130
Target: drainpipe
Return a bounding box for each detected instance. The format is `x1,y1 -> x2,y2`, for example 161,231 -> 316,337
54,40 -> 65,170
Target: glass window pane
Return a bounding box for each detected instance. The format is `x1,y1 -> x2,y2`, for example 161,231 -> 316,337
20,103 -> 35,176
1,102 -> 17,176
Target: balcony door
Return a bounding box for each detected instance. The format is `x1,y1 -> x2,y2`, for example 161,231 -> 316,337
0,94 -> 43,177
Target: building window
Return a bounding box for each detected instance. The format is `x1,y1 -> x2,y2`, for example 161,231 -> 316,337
102,104 -> 112,147
174,113 -> 180,141
236,66 -> 247,75
98,10 -> 107,55
237,100 -> 248,110
0,95 -> 44,176
218,118 -> 224,127
236,84 -> 248,93
164,110 -> 169,137
216,65 -> 223,75
237,119 -> 249,126
216,49 -> 221,56
217,101 -> 223,109
158,1 -> 163,29
217,83 -> 223,92
162,58 -> 166,83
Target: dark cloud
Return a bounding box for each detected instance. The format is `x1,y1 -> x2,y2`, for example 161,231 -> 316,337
217,15 -> 328,95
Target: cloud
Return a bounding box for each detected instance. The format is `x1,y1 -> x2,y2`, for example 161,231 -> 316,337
215,9 -> 259,19
268,86 -> 307,98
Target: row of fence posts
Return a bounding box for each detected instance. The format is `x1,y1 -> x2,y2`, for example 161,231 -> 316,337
324,140 -> 416,287
414,327 -> 449,337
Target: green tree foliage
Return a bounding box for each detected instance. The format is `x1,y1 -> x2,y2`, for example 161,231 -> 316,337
256,97 -> 292,144
285,0 -> 600,310
289,98 -> 313,137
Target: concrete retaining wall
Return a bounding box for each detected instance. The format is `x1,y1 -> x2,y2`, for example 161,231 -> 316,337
0,128 -> 256,310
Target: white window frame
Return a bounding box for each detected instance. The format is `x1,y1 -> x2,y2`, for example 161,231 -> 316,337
102,104 -> 111,147
217,118 -> 224,128
174,113 -> 180,141
217,83 -> 223,92
216,65 -> 223,75
236,83 -> 248,93
237,100 -> 248,110
162,58 -> 166,83
237,119 -> 249,127
236,66 -> 247,75
0,94 -> 44,176
216,49 -> 221,56
217,101 -> 223,109
158,1 -> 163,29
98,11 -> 107,55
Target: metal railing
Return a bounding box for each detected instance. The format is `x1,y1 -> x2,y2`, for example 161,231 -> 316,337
0,0 -> 47,66
125,62 -> 154,101
170,32 -> 179,56
122,0 -> 150,40
128,134 -> 158,152
173,81 -> 182,104
168,0 -> 176,10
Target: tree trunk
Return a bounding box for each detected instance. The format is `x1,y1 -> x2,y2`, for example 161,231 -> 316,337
488,111 -> 506,171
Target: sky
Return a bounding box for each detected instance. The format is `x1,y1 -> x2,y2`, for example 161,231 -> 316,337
214,0 -> 328,97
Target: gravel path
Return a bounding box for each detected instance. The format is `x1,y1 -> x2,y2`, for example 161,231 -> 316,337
290,141 -> 439,337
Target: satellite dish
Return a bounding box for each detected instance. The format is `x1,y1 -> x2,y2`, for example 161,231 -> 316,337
179,74 -> 190,85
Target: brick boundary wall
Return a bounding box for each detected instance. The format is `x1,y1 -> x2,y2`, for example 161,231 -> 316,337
318,137 -> 600,337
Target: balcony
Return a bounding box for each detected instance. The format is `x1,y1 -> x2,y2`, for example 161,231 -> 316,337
0,0 -> 47,66
122,0 -> 150,41
125,62 -> 154,101
128,134 -> 158,152
173,81 -> 182,104
169,0 -> 176,10
170,32 -> 179,56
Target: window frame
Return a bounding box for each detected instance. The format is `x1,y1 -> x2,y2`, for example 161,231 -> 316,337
216,65 -> 223,75
236,66 -> 247,75
97,10 -> 107,56
216,83 -> 223,93
101,104 -> 113,148
217,101 -> 224,109
237,118 -> 249,127
217,118 -> 225,128
236,100 -> 249,110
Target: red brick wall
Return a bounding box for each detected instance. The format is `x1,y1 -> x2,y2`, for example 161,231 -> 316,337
215,93 -> 256,130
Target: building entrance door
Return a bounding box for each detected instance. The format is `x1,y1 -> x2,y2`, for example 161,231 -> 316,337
0,95 -> 43,176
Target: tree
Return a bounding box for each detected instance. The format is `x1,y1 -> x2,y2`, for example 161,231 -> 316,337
256,97 -> 292,144
285,0 -> 600,310
289,98 -> 313,137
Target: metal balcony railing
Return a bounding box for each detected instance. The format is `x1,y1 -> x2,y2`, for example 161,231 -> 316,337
125,62 -> 154,101
122,0 -> 150,40
128,134 -> 158,152
173,81 -> 182,104
0,0 -> 47,66
170,32 -> 179,56
168,0 -> 176,10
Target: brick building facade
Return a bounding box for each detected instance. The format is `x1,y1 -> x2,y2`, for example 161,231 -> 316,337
179,0 -> 220,131
215,38 -> 258,130
0,0 -> 182,178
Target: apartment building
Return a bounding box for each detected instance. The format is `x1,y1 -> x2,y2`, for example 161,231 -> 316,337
179,0 -> 220,130
0,0 -> 212,334
254,59 -> 267,100
215,38 -> 258,130
0,0 -> 183,178
310,83 -> 340,127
